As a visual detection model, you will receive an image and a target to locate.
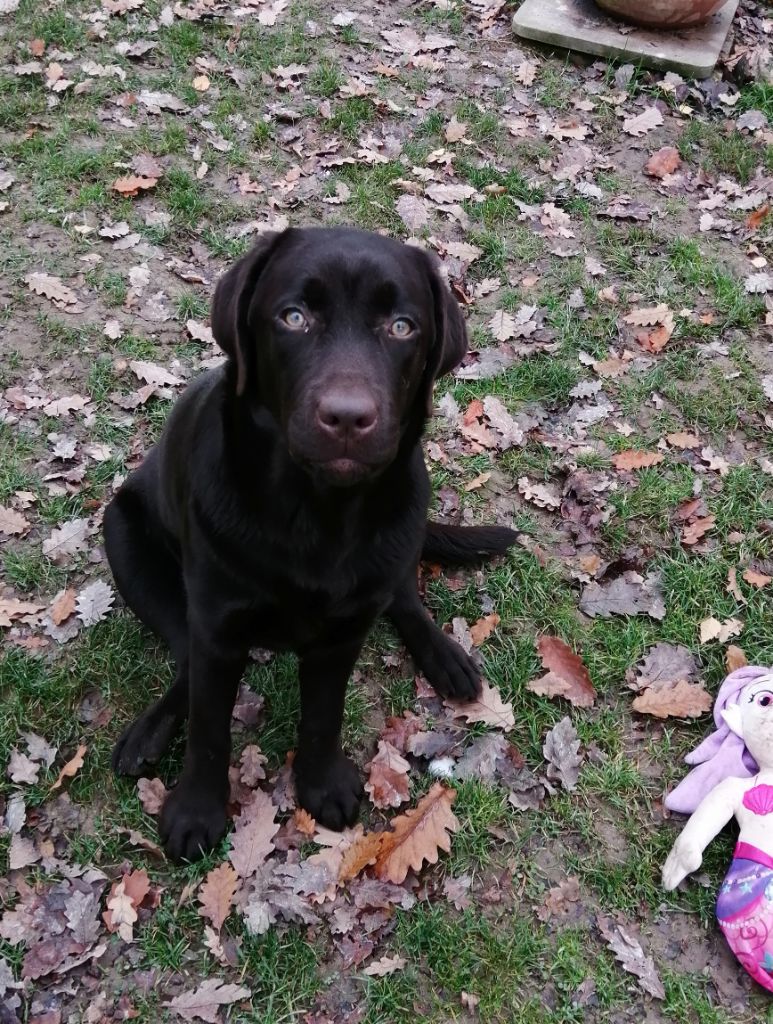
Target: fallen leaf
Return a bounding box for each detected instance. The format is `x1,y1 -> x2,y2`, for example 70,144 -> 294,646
745,271 -> 773,293
580,571 -> 665,620
25,272 -> 79,308
666,431 -> 700,449
726,645 -> 748,672
612,450 -> 664,471
363,954 -> 407,976
198,862 -> 239,932
42,518 -> 92,563
444,117 -> 467,143
454,733 -> 510,783
681,515 -> 715,546
103,880 -> 138,943
746,204 -> 770,231
527,636 -> 596,708
7,750 -> 40,784
137,777 -> 168,815
623,106 -> 664,137
543,717 -> 583,791
644,146 -> 681,178
444,679 -> 515,730
469,613 -> 500,646
597,915 -> 665,999
76,579 -> 115,626
50,744 -> 87,790
632,680 -> 712,719
239,744 -> 267,786
113,175 -> 158,197
365,740 -> 411,809
518,476 -> 561,509
374,782 -> 458,884
50,588 -> 77,624
536,876 -> 581,921
164,979 -> 251,1023
699,616 -> 743,644
0,505 -> 30,536
129,359 -> 184,388
228,789 -> 279,878
630,643 -> 697,692
743,568 -> 772,589
395,194 -> 431,233
192,74 -> 210,92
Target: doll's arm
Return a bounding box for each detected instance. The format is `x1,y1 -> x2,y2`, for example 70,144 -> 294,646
662,778 -> 740,891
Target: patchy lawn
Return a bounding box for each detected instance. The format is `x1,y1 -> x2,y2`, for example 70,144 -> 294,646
1,0 -> 773,1021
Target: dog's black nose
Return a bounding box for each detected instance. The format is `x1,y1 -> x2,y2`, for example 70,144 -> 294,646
316,388 -> 378,440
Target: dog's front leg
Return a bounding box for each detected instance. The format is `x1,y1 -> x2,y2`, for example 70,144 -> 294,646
388,574 -> 482,700
159,630 -> 248,861
294,639 -> 365,830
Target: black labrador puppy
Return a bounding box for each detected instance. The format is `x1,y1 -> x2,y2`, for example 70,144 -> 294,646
104,226 -> 515,860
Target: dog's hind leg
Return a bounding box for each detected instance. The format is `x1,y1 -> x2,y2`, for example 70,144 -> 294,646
388,575 -> 482,701
104,485 -> 190,777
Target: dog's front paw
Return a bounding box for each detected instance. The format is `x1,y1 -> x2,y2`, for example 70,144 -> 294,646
419,634 -> 482,701
295,752 -> 363,831
159,778 -> 228,861
112,704 -> 183,777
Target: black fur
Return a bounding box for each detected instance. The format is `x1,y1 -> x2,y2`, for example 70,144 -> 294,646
103,226 -> 516,861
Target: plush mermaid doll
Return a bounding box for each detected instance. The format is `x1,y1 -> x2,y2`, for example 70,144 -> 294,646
663,666 -> 773,994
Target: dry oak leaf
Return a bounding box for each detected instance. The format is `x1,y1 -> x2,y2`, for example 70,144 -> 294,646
444,116 -> 467,143
518,476 -> 561,509
469,613 -> 500,646
50,744 -> 87,790
0,505 -> 29,536
632,679 -> 712,719
726,645 -> 748,672
112,175 -> 158,197
293,808 -> 316,835
700,616 -> 743,644
365,740 -> 411,809
374,782 -> 459,884
395,194 -> 430,232
103,881 -> 138,943
644,146 -> 681,178
666,431 -> 700,449
129,359 -> 184,388
543,717 -> 583,791
681,515 -> 715,546
49,587 -> 76,625
25,272 -> 79,308
597,915 -> 665,1000
76,579 -> 115,626
743,568 -> 772,589
363,954 -> 407,977
612,450 -> 664,471
164,979 -> 251,1023
0,597 -> 45,628
536,876 -> 581,922
338,829 -> 385,883
228,789 -> 280,878
42,518 -> 92,563
528,635 -> 596,708
622,304 -> 671,327
622,106 -> 664,137
137,776 -> 168,815
444,679 -> 515,730
198,862 -> 239,932
7,749 -> 40,784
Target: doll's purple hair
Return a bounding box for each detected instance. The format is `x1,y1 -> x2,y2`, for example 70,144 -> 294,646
665,666 -> 771,815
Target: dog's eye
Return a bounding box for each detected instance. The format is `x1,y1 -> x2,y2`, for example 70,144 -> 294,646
389,317 -> 415,339
281,308 -> 308,330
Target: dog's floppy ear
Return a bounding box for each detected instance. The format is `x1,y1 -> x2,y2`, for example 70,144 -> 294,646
210,230 -> 283,396
421,251 -> 468,414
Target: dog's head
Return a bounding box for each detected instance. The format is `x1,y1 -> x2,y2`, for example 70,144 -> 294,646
210,226 -> 467,487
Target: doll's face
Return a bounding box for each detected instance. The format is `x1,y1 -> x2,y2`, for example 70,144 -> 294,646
723,675 -> 773,768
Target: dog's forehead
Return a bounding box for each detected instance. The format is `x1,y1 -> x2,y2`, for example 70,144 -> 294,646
266,230 -> 429,305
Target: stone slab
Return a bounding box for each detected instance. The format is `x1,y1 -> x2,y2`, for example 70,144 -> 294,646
512,0 -> 739,79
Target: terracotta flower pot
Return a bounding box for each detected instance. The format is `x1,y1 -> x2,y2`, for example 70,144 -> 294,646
595,0 -> 729,28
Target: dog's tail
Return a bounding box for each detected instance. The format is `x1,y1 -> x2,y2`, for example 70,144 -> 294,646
422,521 -> 517,566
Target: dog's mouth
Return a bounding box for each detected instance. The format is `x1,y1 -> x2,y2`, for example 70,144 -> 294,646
314,456 -> 377,486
